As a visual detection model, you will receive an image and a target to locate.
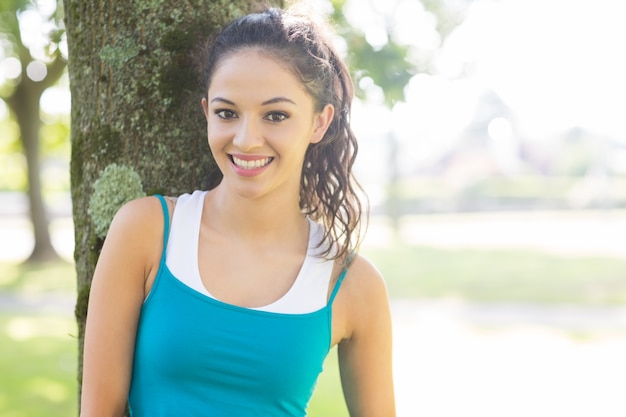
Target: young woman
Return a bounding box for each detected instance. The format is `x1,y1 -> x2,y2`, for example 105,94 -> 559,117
80,6 -> 395,417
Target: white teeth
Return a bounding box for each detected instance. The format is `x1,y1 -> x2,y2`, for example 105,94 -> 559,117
232,156 -> 272,169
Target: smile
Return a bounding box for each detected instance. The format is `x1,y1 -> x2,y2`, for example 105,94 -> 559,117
230,155 -> 274,170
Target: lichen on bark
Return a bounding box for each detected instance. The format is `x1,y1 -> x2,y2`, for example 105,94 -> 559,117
88,163 -> 146,239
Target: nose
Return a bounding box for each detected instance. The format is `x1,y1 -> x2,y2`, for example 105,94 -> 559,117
233,116 -> 264,151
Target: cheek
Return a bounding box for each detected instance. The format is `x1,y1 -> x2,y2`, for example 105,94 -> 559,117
206,123 -> 229,146
206,133 -> 229,164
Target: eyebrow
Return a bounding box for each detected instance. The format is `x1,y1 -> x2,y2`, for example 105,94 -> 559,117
210,97 -> 236,105
210,97 -> 296,106
262,97 -> 296,106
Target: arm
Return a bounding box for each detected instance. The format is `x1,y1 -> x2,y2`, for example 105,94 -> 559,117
338,255 -> 396,417
80,197 -> 164,417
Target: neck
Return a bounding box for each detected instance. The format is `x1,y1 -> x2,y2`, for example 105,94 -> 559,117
204,183 -> 308,243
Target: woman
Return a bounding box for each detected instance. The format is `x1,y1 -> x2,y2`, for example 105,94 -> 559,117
80,6 -> 395,417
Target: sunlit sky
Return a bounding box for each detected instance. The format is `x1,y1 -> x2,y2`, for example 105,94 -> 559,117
452,0 -> 626,139
342,0 -> 626,174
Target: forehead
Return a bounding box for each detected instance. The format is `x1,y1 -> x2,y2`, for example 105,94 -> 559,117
208,49 -> 311,104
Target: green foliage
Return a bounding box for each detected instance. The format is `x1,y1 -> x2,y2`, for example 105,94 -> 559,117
40,114 -> 71,157
328,0 -> 470,108
0,0 -> 66,72
0,0 -> 69,191
88,163 -> 146,239
348,37 -> 414,107
421,0 -> 469,39
0,113 -> 25,190
0,154 -> 27,191
0,0 -> 27,36
329,0 -> 414,107
0,105 -> 70,191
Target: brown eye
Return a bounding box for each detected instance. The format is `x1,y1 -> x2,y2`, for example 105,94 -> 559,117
265,112 -> 288,122
216,109 -> 237,119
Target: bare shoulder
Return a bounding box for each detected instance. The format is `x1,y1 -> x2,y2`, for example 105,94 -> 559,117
96,196 -> 168,283
105,195 -> 172,246
81,196 -> 169,415
333,253 -> 391,341
110,195 -> 166,230
342,254 -> 389,303
334,253 -> 396,415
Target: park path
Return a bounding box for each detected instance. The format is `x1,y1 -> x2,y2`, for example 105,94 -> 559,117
392,300 -> 626,417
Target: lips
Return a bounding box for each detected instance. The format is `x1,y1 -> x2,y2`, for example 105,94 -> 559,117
230,155 -> 274,170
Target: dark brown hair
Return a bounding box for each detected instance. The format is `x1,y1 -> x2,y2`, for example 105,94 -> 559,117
203,7 -> 367,263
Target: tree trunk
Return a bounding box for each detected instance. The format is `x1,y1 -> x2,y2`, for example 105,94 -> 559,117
10,78 -> 60,263
6,47 -> 67,264
63,0 -> 283,412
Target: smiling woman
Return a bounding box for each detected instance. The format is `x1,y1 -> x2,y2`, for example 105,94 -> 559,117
79,5 -> 395,417
202,48 -> 333,198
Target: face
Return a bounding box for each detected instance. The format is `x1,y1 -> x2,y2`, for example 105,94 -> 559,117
203,49 -> 334,202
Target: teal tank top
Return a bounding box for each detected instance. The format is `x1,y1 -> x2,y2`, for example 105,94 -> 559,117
128,195 -> 346,416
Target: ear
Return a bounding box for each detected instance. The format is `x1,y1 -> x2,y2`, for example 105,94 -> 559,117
201,98 -> 209,120
310,104 -> 335,144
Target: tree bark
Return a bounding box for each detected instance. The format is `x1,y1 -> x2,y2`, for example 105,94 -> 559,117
63,0 -> 282,411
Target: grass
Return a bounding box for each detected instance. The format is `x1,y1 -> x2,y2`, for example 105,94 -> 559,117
362,244 -> 626,305
0,261 -> 78,417
2,243 -> 626,416
308,348 -> 349,416
0,313 -> 77,417
0,261 -> 76,293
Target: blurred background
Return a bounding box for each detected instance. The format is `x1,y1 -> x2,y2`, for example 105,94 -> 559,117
1,0 -> 625,416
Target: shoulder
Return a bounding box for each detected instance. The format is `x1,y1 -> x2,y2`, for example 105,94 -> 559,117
335,255 -> 396,415
110,195 -> 168,233
343,254 -> 388,300
335,254 -> 391,338
91,196 -> 170,300
102,196 -> 169,265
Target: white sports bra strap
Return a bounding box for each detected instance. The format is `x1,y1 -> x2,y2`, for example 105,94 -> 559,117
165,190 -> 334,314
